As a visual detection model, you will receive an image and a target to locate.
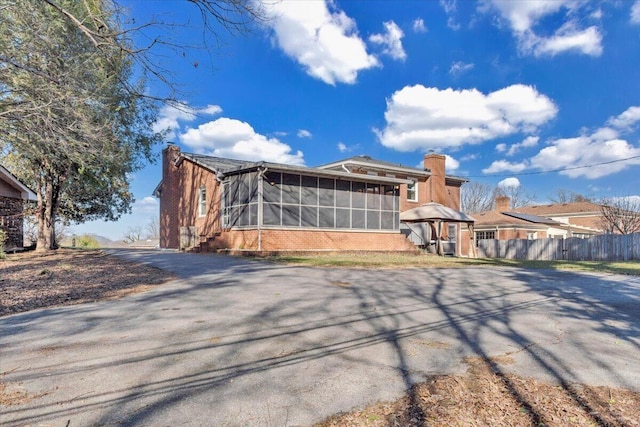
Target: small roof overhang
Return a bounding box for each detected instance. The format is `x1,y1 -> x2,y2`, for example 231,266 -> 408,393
0,165 -> 37,201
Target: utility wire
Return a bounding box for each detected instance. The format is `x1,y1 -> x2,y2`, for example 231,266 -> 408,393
465,154 -> 640,178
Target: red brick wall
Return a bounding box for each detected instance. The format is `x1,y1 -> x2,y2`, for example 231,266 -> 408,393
0,196 -> 24,249
159,146 -> 222,249
207,228 -> 418,252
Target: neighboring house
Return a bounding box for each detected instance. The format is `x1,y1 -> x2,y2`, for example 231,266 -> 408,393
154,145 -> 468,253
513,201 -> 606,234
459,196 -> 601,254
0,165 -> 37,250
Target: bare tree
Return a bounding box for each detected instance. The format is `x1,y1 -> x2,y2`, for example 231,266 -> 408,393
30,0 -> 267,101
461,181 -> 535,213
599,197 -> 640,234
495,184 -> 535,210
461,182 -> 495,214
122,225 -> 144,244
146,216 -> 160,240
549,189 -> 592,204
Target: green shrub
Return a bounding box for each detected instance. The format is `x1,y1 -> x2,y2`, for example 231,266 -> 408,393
76,234 -> 101,249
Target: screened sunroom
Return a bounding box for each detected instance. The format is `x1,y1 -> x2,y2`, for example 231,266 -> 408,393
221,167 -> 407,231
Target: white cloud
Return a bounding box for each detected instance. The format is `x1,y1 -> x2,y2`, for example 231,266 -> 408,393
444,154 -> 460,172
516,105 -> 640,179
505,136 -> 539,156
531,24 -> 602,57
375,84 -> 557,151
412,18 -> 427,33
440,0 -> 460,30
632,1 -> 640,24
530,134 -> 640,179
153,103 -> 222,140
132,196 -> 159,214
607,106 -> 640,130
496,143 -> 507,152
591,127 -> 619,141
179,117 -> 305,165
449,61 -> 474,76
337,142 -> 359,153
497,177 -> 520,188
590,9 -> 603,20
263,0 -> 379,85
483,1 -> 603,57
369,21 -> 407,61
482,160 -> 528,174
200,105 -> 223,115
297,129 -> 312,138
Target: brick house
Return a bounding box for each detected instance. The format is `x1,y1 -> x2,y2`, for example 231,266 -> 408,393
514,201 -> 606,233
459,196 -> 601,255
154,145 -> 468,253
0,165 -> 36,250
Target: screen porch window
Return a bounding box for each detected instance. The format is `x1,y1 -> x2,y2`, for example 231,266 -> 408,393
407,181 -> 417,202
221,171 -> 400,230
198,187 -> 206,217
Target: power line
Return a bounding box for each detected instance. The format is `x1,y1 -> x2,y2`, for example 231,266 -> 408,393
465,154 -> 640,178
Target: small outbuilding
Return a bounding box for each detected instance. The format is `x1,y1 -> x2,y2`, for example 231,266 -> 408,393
0,165 -> 37,250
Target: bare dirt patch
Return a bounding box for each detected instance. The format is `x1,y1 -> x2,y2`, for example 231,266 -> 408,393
0,249 -> 175,316
317,357 -> 640,427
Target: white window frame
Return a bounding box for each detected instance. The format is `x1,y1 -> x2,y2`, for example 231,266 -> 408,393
198,187 -> 207,217
406,181 -> 418,202
476,231 -> 495,240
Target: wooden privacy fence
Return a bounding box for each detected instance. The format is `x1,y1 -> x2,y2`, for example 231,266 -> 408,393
477,233 -> 640,261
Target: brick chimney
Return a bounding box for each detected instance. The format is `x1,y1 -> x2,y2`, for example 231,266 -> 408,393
162,144 -> 181,178
495,195 -> 510,211
423,153 -> 446,204
159,144 -> 181,248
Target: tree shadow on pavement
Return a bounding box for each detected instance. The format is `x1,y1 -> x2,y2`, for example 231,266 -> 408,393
2,250 -> 639,426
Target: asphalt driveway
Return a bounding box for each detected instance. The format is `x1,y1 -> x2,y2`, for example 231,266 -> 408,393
1,250 -> 639,426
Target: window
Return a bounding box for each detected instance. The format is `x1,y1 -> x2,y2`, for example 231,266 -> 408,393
407,181 -> 417,202
475,231 -> 495,240
222,173 -> 259,227
222,171 -> 400,231
527,232 -> 537,240
198,187 -> 206,217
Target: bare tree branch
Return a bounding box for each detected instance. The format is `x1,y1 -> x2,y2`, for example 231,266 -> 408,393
599,197 -> 640,234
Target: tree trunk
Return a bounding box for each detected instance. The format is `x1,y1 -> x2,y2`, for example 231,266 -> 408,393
36,179 -> 57,251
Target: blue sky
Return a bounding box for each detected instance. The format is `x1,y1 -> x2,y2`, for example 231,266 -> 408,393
73,0 -> 640,240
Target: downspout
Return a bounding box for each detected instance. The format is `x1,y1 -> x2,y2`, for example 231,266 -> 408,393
341,164 -> 351,173
257,166 -> 268,252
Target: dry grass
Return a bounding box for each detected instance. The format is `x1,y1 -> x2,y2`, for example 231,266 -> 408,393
318,357 -> 640,427
0,248 -> 175,316
259,252 -> 640,275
